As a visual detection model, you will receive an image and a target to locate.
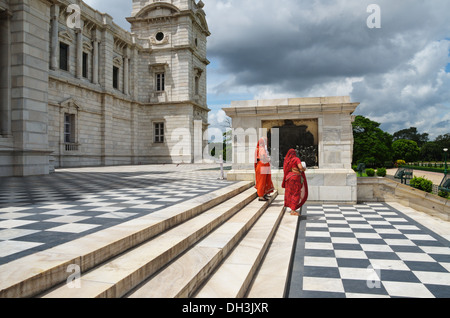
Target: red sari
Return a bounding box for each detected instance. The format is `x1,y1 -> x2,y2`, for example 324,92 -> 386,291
282,149 -> 308,211
255,138 -> 274,198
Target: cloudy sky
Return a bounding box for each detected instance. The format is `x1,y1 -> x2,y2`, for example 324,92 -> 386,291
84,0 -> 450,139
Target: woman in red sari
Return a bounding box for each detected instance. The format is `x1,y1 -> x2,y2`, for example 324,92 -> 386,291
282,149 -> 308,216
255,137 -> 274,201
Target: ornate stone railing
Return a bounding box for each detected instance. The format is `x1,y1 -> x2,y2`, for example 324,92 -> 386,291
64,143 -> 79,152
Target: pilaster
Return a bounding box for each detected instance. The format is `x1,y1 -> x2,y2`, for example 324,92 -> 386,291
99,14 -> 114,91
101,94 -> 114,166
50,3 -> 59,71
92,29 -> 100,85
9,0 -> 52,175
123,47 -> 130,95
75,20 -> 84,79
0,9 -> 12,137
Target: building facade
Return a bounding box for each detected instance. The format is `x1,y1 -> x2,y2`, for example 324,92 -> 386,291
0,0 -> 210,176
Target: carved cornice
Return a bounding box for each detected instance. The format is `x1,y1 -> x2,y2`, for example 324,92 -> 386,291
60,97 -> 82,112
224,98 -> 360,117
59,30 -> 74,44
149,62 -> 169,73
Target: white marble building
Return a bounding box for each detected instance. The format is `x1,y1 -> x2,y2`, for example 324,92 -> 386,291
224,96 -> 360,203
0,0 -> 210,176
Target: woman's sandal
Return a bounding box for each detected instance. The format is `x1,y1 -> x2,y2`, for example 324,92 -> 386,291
258,197 -> 269,201
290,211 -> 301,216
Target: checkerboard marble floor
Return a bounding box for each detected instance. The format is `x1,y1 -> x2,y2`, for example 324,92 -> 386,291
0,165 -> 234,265
288,203 -> 450,298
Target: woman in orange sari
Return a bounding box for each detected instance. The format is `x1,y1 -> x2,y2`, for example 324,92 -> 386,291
255,137 -> 274,201
282,149 -> 308,216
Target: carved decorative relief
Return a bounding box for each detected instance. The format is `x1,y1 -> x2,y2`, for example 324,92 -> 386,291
150,32 -> 170,45
58,30 -> 74,44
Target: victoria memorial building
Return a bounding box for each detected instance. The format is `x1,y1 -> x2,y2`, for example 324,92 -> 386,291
0,0 -> 210,176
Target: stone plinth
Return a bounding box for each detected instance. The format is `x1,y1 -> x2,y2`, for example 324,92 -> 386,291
223,96 -> 360,203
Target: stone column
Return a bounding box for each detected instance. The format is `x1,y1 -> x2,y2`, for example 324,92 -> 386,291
50,4 -> 59,70
0,10 -> 11,137
92,36 -> 99,84
99,14 -> 114,90
130,36 -> 139,99
123,52 -> 129,95
75,20 -> 84,79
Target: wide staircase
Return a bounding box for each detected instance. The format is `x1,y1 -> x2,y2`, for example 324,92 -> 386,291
0,181 -> 298,298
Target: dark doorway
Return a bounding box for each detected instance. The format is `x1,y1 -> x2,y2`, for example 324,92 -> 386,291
267,120 -> 318,168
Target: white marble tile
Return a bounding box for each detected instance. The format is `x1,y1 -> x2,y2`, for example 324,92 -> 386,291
0,219 -> 37,229
304,256 -> 338,268
0,240 -> 43,258
383,281 -> 434,298
46,223 -> 100,234
0,229 -> 40,240
302,277 -> 345,293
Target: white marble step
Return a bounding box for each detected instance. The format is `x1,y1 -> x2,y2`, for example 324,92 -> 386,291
2,181 -> 254,298
247,200 -> 299,298
194,197 -> 285,298
127,192 -> 278,298
40,187 -> 258,298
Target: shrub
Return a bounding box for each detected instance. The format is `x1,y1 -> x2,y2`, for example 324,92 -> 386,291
396,159 -> 406,166
376,168 -> 387,177
366,168 -> 375,177
438,191 -> 449,199
410,177 -> 433,193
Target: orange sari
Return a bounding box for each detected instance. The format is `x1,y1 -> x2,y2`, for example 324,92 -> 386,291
254,138 -> 274,198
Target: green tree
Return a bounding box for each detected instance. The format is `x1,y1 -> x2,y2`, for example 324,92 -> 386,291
352,115 -> 393,166
417,134 -> 449,162
393,127 -> 429,147
435,134 -> 450,160
420,141 -> 442,161
392,139 -> 420,163
209,130 -> 232,162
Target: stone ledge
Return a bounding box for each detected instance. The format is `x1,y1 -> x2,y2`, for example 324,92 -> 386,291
227,169 -> 357,203
357,177 -> 450,222
225,103 -> 359,117
230,96 -> 352,107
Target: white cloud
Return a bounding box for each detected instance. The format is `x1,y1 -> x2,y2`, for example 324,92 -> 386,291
208,109 -> 230,128
205,0 -> 450,138
352,40 -> 450,138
